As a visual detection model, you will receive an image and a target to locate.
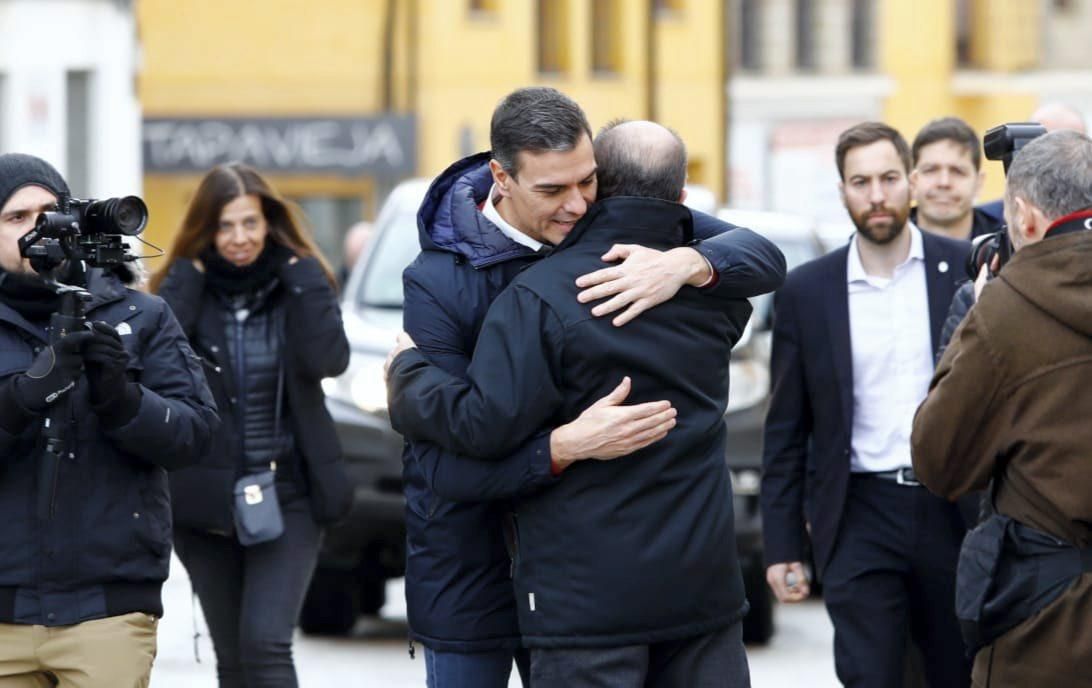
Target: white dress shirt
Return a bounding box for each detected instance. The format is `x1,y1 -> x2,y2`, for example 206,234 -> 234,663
482,184 -> 543,251
847,224 -> 935,473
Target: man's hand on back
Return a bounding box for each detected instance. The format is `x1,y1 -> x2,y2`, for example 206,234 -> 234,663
549,376 -> 677,472
575,245 -> 713,326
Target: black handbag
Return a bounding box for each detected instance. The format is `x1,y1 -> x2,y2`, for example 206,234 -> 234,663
232,360 -> 287,546
233,468 -> 284,546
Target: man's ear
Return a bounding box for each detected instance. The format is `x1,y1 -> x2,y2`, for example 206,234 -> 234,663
1010,196 -> 1036,244
837,181 -> 847,206
973,169 -> 986,200
489,159 -> 512,198
678,188 -> 688,204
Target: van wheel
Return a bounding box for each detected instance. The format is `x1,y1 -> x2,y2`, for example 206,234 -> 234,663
299,567 -> 360,636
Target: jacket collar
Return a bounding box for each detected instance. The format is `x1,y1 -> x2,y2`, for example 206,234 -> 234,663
553,196 -> 693,255
908,206 -> 1002,241
0,267 -> 128,342
846,222 -> 924,285
417,152 -> 537,269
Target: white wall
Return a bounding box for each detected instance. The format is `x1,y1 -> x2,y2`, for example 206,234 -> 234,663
728,74 -> 893,223
0,0 -> 141,197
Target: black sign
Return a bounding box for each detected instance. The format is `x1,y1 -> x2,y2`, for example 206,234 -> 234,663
142,115 -> 416,177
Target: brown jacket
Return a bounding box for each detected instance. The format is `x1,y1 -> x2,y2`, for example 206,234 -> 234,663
912,228 -> 1092,687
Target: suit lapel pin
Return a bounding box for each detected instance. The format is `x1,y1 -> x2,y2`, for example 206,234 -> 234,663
938,261 -> 949,274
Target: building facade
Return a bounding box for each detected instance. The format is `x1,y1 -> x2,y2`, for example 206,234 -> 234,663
728,0 -> 1092,223
137,0 -> 727,267
0,0 -> 142,203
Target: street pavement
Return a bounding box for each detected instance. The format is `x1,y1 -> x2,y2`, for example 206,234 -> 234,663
152,555 -> 841,687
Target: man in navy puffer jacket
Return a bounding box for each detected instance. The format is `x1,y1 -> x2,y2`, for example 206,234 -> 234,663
396,88 -> 784,687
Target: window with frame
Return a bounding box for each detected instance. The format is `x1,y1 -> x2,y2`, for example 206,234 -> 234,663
469,0 -> 499,15
850,0 -> 875,69
737,0 -> 761,71
955,0 -> 973,66
537,0 -> 570,74
794,0 -> 815,71
591,0 -> 622,75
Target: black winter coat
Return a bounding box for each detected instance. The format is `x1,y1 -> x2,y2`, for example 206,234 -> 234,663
390,198 -> 756,647
0,269 -> 218,626
158,255 -> 352,530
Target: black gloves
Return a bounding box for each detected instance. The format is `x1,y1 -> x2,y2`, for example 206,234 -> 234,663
12,329 -> 94,413
83,321 -> 142,427
5,321 -> 141,428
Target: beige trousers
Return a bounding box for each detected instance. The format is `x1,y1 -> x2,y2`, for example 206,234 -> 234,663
0,613 -> 157,688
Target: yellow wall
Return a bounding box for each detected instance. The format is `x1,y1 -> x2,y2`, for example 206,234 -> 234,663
881,0 -> 1044,201
137,0 -> 392,253
138,0 -> 726,251
411,0 -> 724,191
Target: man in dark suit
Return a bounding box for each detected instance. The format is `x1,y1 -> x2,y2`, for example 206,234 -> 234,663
761,122 -> 972,687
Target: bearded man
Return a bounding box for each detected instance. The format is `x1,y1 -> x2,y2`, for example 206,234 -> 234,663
760,122 -> 972,687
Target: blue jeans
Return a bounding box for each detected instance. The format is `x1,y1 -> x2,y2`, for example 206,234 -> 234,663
425,647 -> 530,688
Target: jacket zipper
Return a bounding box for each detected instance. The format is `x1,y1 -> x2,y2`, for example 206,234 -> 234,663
234,312 -> 247,461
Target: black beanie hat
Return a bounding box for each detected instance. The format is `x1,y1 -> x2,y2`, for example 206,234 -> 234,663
0,153 -> 69,212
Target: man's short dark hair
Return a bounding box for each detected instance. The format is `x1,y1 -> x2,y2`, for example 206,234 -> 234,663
912,117 -> 982,170
593,119 -> 687,202
835,122 -> 912,180
490,87 -> 592,179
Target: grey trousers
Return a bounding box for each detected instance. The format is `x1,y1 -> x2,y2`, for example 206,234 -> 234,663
529,621 -> 751,688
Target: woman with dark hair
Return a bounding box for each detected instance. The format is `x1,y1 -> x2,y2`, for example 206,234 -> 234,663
152,163 -> 351,687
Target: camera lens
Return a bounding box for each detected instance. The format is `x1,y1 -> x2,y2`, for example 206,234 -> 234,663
110,196 -> 149,236
84,196 -> 148,236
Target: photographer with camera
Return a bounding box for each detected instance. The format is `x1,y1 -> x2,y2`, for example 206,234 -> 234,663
912,130 -> 1092,687
0,153 -> 218,686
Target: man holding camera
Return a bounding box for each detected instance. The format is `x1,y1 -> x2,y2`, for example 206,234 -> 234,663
0,153 -> 218,686
912,130 -> 1092,687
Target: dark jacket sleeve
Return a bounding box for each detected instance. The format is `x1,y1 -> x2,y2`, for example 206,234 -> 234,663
411,434 -> 557,502
389,283 -> 566,460
155,259 -> 205,338
760,285 -> 813,565
690,211 -> 787,298
912,304 -> 1006,500
937,281 -> 975,363
400,270 -> 558,499
102,298 -> 220,470
279,256 -> 350,380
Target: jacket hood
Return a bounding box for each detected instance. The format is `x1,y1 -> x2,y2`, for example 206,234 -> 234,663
416,152 -> 536,268
999,230 -> 1092,337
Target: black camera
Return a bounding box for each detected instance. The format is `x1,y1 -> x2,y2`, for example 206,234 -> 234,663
965,231 -> 1012,281
17,194 -> 148,277
965,123 -> 1049,280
